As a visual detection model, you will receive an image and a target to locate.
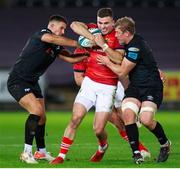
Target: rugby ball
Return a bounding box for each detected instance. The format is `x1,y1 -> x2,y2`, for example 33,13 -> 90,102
78,28 -> 101,48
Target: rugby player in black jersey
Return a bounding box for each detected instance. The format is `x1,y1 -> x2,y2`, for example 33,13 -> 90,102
97,16 -> 170,164
7,15 -> 89,164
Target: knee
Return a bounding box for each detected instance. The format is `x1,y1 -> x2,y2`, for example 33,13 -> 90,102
31,104 -> 44,116
139,107 -> 156,128
121,101 -> 139,124
122,111 -> 136,124
140,115 -> 153,127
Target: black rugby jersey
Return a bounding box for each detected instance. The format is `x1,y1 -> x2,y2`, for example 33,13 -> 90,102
10,28 -> 64,82
125,34 -> 162,87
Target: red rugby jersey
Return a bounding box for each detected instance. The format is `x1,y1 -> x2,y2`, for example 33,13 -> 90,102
74,23 -> 124,85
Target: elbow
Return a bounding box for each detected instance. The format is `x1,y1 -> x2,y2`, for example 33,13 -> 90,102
76,81 -> 81,86
117,71 -> 122,77
115,60 -> 122,64
70,21 -> 79,31
67,59 -> 76,64
113,68 -> 125,78
110,57 -> 122,64
74,79 -> 82,86
117,71 -> 127,78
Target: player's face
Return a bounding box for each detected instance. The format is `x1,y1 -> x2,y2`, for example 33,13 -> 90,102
97,16 -> 114,35
115,26 -> 127,44
52,21 -> 67,36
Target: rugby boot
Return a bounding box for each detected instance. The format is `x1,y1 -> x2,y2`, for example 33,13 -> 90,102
157,140 -> 171,162
133,151 -> 144,164
50,156 -> 64,164
90,144 -> 108,162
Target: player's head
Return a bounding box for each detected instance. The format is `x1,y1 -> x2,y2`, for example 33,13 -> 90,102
97,7 -> 114,35
48,15 -> 68,36
115,16 -> 135,44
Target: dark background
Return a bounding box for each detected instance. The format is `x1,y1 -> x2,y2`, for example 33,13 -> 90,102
0,0 -> 179,109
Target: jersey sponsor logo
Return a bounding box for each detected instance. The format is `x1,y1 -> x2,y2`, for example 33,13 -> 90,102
128,47 -> 140,52
127,52 -> 138,60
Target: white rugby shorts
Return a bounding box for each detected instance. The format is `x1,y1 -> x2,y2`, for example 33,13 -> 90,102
74,76 -> 117,112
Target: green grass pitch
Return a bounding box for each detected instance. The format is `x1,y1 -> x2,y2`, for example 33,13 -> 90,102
0,111 -> 180,168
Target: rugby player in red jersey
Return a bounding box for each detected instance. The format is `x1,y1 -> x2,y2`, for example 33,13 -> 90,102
73,48 -> 150,161
51,8 -> 150,164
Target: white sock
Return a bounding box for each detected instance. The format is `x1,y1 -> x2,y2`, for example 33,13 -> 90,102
58,153 -> 65,159
39,148 -> 46,154
98,144 -> 108,152
134,150 -> 140,154
161,140 -> 170,147
24,144 -> 32,154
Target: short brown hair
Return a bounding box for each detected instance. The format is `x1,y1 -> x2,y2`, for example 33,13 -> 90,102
115,16 -> 135,34
49,14 -> 68,25
97,7 -> 113,18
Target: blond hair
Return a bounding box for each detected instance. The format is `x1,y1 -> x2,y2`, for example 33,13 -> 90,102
115,16 -> 135,34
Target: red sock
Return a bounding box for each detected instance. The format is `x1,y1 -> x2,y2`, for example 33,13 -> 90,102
138,142 -> 148,151
59,137 -> 73,159
119,130 -> 129,141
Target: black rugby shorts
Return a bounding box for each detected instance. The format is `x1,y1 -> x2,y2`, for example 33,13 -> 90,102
7,74 -> 43,102
124,84 -> 163,108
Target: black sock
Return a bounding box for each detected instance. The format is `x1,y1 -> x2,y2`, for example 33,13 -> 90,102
35,124 -> 46,150
125,123 -> 139,153
150,121 -> 168,145
25,114 -> 40,145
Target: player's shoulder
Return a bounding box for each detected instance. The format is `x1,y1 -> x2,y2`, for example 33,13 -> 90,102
34,28 -> 52,37
131,34 -> 144,46
40,28 -> 52,34
34,28 -> 52,39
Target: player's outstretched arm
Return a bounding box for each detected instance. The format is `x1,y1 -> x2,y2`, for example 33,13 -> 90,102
97,55 -> 136,78
58,49 -> 89,63
41,33 -> 78,47
70,21 -> 94,41
105,48 -> 124,64
94,34 -> 125,64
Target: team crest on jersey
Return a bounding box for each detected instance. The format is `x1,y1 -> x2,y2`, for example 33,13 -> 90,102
105,38 -> 113,45
128,47 -> 140,52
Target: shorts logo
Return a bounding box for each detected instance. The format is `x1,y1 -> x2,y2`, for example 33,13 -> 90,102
147,95 -> 154,101
24,88 -> 30,92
